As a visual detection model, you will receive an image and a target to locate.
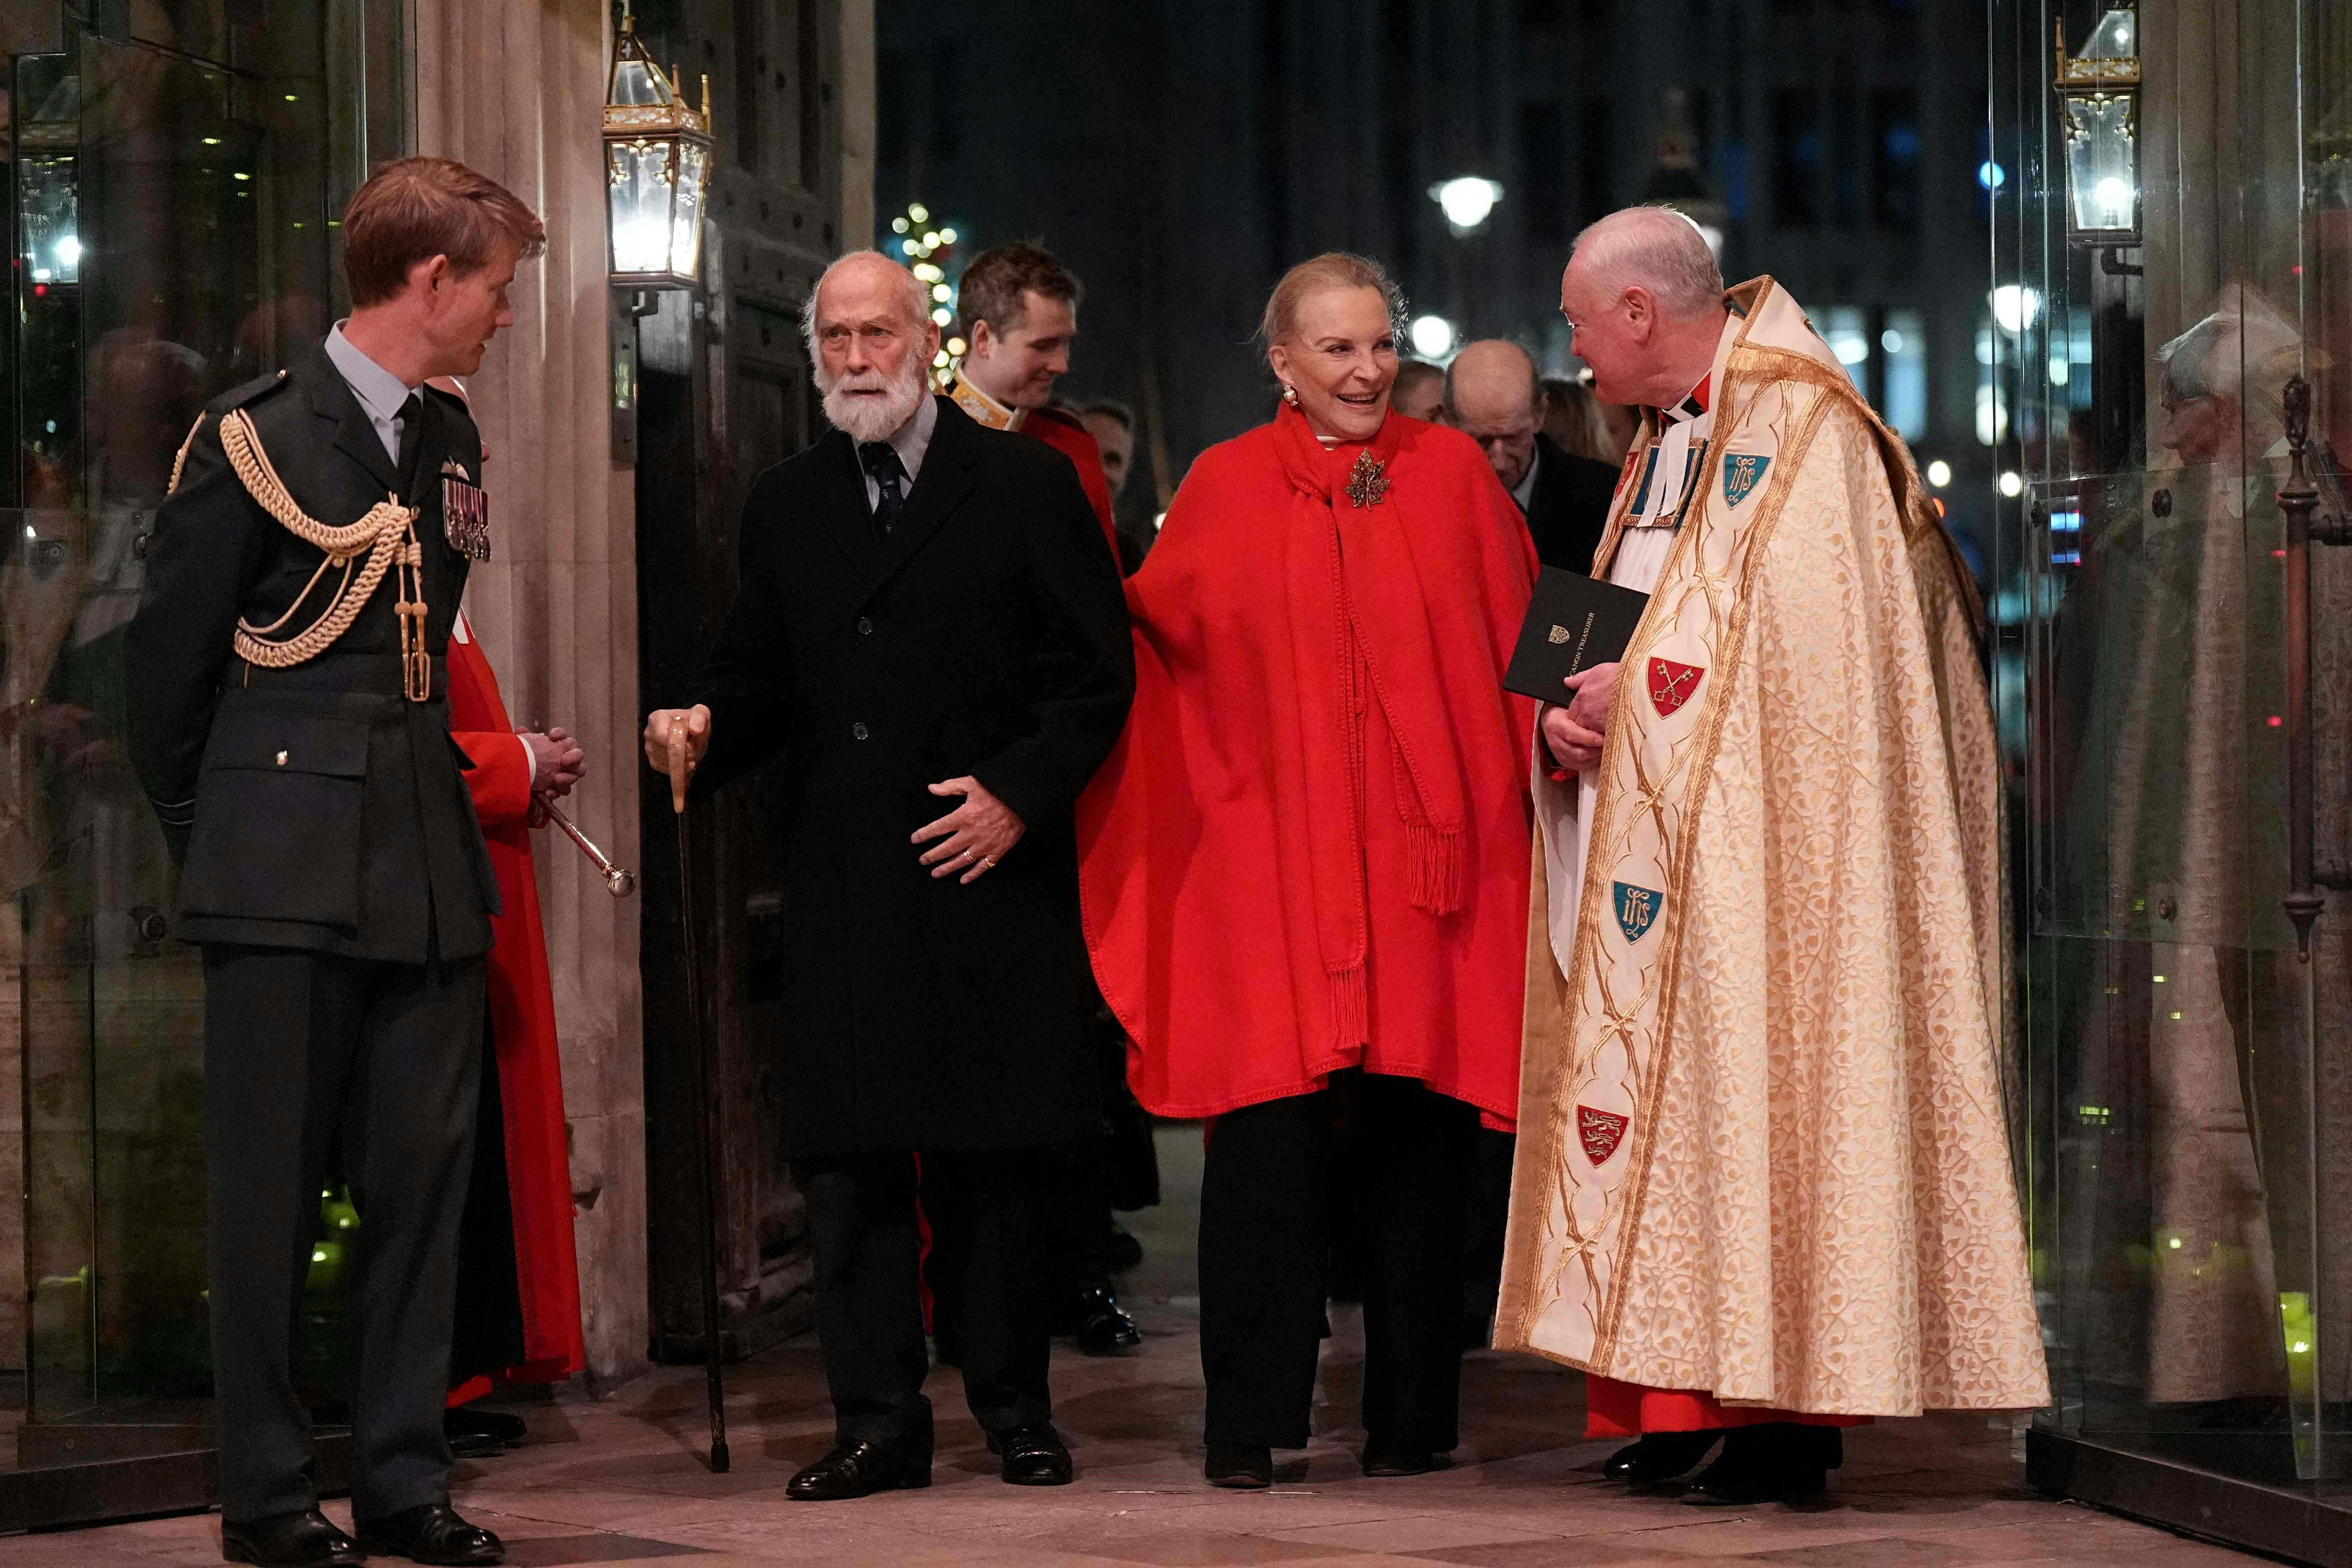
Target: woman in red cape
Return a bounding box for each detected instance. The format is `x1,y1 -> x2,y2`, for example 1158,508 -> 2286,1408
443,616 -> 586,1426
1078,254 -> 1536,1488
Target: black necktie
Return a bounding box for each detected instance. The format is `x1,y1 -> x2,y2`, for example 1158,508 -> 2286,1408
395,391 -> 426,494
858,441 -> 907,539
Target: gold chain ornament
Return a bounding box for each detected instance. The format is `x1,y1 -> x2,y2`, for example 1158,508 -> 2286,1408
171,407 -> 434,701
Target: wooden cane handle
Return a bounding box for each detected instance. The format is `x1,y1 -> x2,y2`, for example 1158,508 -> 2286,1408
667,713 -> 691,816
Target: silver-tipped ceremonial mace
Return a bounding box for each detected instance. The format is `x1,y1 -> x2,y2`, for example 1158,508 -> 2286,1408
542,799 -> 637,897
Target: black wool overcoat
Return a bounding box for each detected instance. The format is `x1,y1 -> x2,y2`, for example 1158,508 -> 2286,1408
1522,431 -> 1624,575
694,396 -> 1135,1159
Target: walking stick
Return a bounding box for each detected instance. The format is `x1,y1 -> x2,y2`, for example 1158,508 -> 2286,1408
667,715 -> 729,1473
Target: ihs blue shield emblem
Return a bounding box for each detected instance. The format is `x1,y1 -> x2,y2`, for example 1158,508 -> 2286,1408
1613,882 -> 1662,943
1722,452 -> 1771,508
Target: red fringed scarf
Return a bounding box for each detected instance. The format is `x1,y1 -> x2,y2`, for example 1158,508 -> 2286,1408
1080,406 -> 1537,1122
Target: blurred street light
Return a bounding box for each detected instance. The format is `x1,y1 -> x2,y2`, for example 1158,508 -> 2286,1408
1430,176 -> 1503,234
1410,314 -> 1456,359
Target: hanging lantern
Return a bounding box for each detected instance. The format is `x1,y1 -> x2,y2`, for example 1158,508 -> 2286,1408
603,7 -> 715,290
2054,6 -> 2141,247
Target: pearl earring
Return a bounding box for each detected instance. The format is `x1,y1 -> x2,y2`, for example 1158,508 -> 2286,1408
1281,384 -> 1299,406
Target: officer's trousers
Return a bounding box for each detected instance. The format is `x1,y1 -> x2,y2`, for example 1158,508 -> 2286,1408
203,945 -> 486,1524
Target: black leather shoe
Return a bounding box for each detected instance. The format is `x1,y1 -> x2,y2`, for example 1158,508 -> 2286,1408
221,1509 -> 365,1567
1204,1440 -> 1273,1489
786,1439 -> 933,1501
987,1423 -> 1074,1486
1360,1436 -> 1450,1477
444,1405 -> 527,1457
1681,1425 -> 1838,1505
1603,1430 -> 1720,1485
355,1502 -> 504,1564
1064,1284 -> 1143,1356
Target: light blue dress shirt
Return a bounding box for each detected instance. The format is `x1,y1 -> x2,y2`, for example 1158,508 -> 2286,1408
324,321 -> 422,464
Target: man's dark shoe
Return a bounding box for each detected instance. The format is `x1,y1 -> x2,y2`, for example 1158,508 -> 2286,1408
1063,1284 -> 1143,1356
1360,1436 -> 1451,1477
1681,1424 -> 1838,1505
354,1502 -> 504,1564
786,1439 -> 932,1501
221,1509 -> 364,1567
1603,1430 -> 1719,1485
445,1406 -> 528,1457
1204,1439 -> 1273,1489
987,1423 -> 1074,1486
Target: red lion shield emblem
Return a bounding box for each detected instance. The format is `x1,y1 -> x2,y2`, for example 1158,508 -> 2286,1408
1576,1104 -> 1631,1165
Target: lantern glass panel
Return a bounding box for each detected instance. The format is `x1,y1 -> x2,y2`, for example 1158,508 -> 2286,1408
2079,5 -> 2136,59
670,140 -> 709,280
2063,96 -> 2137,234
609,56 -> 667,108
609,138 -> 677,276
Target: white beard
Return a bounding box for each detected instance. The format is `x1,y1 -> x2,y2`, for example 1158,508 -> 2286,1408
817,355 -> 929,445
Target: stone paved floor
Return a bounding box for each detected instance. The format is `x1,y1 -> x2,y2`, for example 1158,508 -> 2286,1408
12,1131 -> 2264,1567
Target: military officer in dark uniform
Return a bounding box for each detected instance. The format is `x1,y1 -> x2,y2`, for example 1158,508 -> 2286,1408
126,157 -> 545,1568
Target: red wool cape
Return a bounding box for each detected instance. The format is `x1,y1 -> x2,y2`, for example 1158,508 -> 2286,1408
445,629 -> 586,1399
1078,405 -> 1537,1125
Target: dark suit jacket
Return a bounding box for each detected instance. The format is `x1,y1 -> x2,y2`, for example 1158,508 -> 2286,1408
1521,431 -> 1623,575
126,347 -> 498,962
695,396 -> 1135,1159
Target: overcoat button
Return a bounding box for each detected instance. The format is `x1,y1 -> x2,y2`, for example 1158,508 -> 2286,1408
851,722 -> 869,741
276,750 -> 289,766
857,616 -> 873,635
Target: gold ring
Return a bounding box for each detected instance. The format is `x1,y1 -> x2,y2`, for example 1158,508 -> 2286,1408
980,856 -> 995,868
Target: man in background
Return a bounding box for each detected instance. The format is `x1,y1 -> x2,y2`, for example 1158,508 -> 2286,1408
1392,358 -> 1445,423
1081,399 -> 1158,574
1447,339 -> 1619,573
947,242 -> 1120,561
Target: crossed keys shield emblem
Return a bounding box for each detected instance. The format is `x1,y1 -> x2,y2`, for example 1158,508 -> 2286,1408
1647,657 -> 1706,717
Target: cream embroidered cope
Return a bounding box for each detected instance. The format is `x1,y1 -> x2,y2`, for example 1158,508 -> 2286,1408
1494,277 -> 2048,1417
169,407 -> 432,699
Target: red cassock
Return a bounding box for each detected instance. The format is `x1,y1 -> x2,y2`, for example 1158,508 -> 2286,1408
1079,406 -> 1537,1127
1020,405 -> 1121,562
444,628 -> 586,1400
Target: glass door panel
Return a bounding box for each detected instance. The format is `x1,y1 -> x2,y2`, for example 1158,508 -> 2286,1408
1998,0 -> 2352,1508
3,0 -> 398,1479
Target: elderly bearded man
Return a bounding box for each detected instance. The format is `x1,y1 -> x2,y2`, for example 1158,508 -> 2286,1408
1494,209 -> 2047,1503
646,251 -> 1133,1499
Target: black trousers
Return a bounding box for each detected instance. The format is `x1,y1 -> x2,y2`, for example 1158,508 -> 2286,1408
796,1147 -> 1054,1448
203,946 -> 487,1523
1198,1072 -> 1475,1451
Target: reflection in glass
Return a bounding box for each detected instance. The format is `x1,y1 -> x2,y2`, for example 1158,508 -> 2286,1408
2063,96 -> 2139,236
1884,309 -> 1927,439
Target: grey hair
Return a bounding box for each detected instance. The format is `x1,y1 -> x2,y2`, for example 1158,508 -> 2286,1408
800,250 -> 931,360
1568,206 -> 1724,318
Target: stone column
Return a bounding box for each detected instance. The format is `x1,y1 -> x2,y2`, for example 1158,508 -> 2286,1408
412,0 -> 648,1394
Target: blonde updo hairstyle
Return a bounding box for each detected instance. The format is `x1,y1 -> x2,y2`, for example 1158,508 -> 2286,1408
1258,252 -> 1406,358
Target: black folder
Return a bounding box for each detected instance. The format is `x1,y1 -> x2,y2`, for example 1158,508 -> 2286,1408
1504,567 -> 1651,704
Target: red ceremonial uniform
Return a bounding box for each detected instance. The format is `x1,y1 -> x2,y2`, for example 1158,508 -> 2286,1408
947,376 -> 1120,561
445,622 -> 586,1399
1022,405 -> 1120,560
